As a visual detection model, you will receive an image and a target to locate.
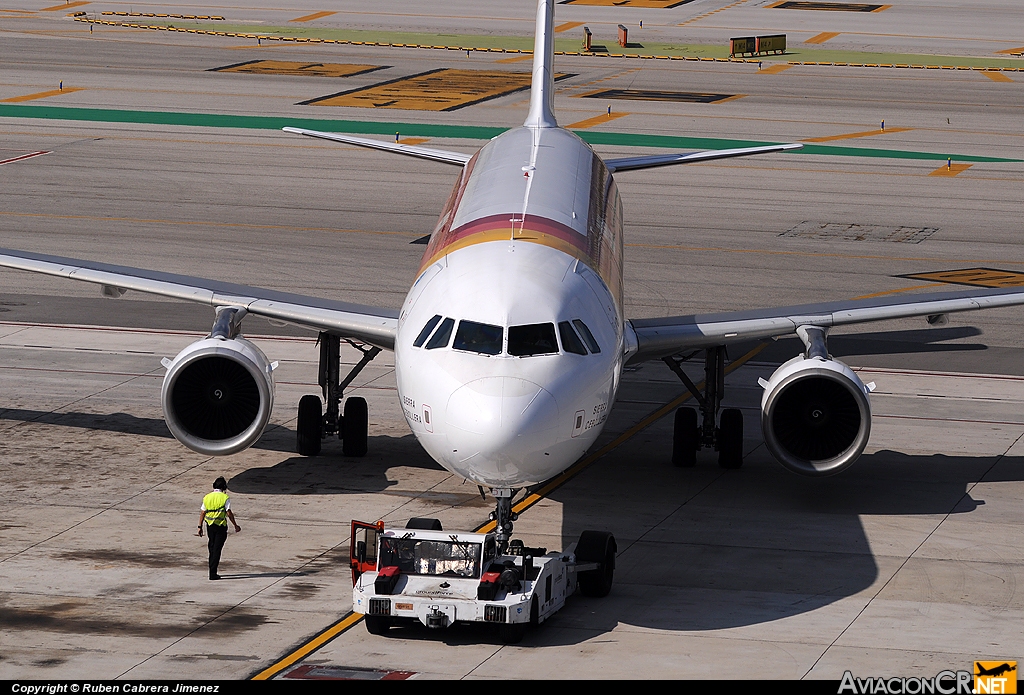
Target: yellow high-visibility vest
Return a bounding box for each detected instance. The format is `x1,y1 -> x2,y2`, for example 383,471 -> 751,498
203,491 -> 229,526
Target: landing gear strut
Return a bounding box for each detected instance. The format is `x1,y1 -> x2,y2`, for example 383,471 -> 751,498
488,488 -> 519,554
663,346 -> 744,469
296,332 -> 380,457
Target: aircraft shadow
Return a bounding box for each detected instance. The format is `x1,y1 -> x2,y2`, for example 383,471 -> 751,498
531,329 -> 1024,643
0,407 -> 311,452
227,434 -> 446,496
533,447 -> 1019,644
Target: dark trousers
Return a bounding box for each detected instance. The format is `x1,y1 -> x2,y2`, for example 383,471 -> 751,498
207,523 -> 227,578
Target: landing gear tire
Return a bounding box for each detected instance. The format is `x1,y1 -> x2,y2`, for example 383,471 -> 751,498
296,395 -> 322,457
342,396 -> 368,457
498,621 -> 527,644
672,407 -> 698,468
718,407 -> 744,469
364,615 -> 390,635
575,530 -> 616,598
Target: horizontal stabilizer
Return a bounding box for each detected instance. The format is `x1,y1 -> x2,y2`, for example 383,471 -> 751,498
605,143 -> 802,173
283,127 -> 471,166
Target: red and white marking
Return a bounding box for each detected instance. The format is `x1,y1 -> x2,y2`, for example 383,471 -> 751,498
0,150 -> 50,166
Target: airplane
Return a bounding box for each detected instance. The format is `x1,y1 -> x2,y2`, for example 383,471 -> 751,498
5,0 -> 1024,550
976,663 -> 1016,678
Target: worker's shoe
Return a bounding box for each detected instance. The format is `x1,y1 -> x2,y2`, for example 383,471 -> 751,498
210,574 -> 222,580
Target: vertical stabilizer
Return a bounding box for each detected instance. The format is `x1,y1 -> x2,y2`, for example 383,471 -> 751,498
524,0 -> 557,128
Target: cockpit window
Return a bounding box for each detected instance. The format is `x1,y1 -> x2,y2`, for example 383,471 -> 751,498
572,319 -> 601,354
425,317 -> 455,350
453,320 -> 503,355
558,321 -> 588,355
508,323 -> 558,357
413,315 -> 442,348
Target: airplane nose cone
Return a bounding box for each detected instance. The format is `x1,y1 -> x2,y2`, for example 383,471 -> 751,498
445,377 -> 559,483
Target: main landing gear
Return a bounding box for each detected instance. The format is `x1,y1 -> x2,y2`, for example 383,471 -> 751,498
663,346 -> 744,470
296,332 -> 380,457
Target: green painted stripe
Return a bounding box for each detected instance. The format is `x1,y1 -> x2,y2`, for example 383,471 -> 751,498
579,130 -> 1020,163
0,104 -> 505,140
2,104 -> 1018,163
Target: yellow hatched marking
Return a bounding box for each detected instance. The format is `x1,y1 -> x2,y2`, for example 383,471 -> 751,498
905,268 -> 1024,288
996,47 -> 1024,55
928,163 -> 972,177
398,137 -> 430,145
215,60 -> 380,78
713,94 -> 747,104
251,612 -> 363,680
803,126 -> 911,143
758,63 -> 793,74
41,1 -> 88,10
496,54 -> 534,63
981,71 -> 1013,82
305,69 -> 544,111
290,11 -> 336,23
554,21 -> 585,33
0,87 -> 84,103
566,112 -> 629,129
805,31 -> 840,44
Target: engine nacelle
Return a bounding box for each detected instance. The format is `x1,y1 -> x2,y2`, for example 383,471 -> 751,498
759,355 -> 872,477
161,337 -> 275,456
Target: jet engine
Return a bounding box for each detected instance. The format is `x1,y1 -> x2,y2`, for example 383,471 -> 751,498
161,336 -> 276,456
759,353 -> 873,477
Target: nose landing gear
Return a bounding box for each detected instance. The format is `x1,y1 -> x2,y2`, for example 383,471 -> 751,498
488,488 -> 519,554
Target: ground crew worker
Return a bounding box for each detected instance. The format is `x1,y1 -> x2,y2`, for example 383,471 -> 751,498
196,476 -> 241,580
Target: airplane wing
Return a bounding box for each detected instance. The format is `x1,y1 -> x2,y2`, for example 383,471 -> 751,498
283,127 -> 472,166
0,248 -> 398,350
605,143 -> 802,173
627,286 -> 1024,364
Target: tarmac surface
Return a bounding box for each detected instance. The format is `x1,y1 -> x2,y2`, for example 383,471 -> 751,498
1,0 -> 1022,681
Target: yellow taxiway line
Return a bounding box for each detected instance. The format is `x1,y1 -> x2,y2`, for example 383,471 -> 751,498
496,54 -> 535,63
852,284 -> 936,301
928,163 -> 973,177
803,126 -> 912,143
566,112 -> 629,129
805,32 -> 841,45
40,1 -> 88,10
290,11 -> 337,23
0,87 -> 83,103
758,64 -> 793,75
981,71 -> 1014,82
251,611 -> 364,680
554,21 -> 586,33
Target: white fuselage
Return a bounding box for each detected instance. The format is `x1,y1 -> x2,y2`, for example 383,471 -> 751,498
394,125 -> 626,487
